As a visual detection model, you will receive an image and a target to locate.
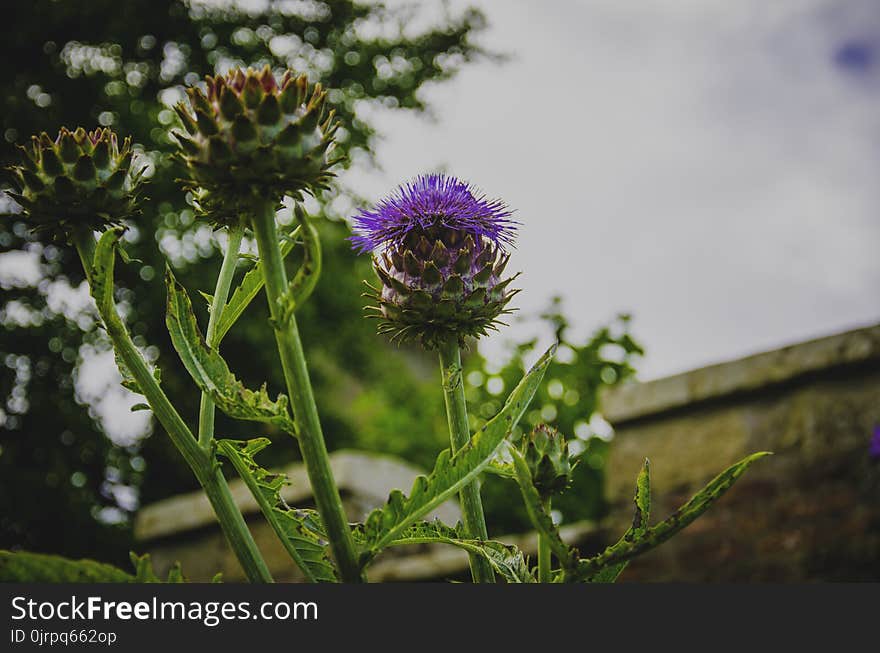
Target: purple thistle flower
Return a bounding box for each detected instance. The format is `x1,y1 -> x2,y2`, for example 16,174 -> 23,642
870,426 -> 880,460
349,173 -> 517,253
356,173 -> 520,348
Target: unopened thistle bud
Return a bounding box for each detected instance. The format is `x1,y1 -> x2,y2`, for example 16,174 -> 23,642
522,424 -> 573,498
352,173 -> 519,349
172,65 -> 340,224
5,127 -> 144,237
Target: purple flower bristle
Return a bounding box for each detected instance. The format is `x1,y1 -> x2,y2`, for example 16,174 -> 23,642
350,173 -> 517,253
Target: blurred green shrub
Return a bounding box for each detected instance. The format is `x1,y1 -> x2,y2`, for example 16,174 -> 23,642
465,301 -> 642,533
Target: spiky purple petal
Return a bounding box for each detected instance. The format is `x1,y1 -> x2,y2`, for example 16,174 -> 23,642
350,173 -> 517,253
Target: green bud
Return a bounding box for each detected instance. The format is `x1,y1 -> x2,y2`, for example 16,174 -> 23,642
522,424 -> 573,498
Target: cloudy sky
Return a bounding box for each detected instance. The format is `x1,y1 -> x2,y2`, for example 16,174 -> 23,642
346,0 -> 880,378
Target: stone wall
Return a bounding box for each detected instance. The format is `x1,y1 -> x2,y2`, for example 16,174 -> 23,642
601,323 -> 880,581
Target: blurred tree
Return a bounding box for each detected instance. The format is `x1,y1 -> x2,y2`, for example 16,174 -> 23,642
0,0 -> 491,565
465,301 -> 643,534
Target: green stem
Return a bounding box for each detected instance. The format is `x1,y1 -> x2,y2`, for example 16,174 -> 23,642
72,227 -> 273,583
198,226 -> 244,448
538,498 -> 552,583
437,337 -> 496,583
250,202 -> 363,583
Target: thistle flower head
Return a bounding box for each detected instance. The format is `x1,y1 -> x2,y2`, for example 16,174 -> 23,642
172,65 -> 340,225
350,173 -> 516,253
522,424 -> 573,498
355,174 -> 520,349
5,127 -> 144,238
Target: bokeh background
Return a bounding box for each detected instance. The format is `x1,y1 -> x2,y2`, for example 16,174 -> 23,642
1,0 -> 878,575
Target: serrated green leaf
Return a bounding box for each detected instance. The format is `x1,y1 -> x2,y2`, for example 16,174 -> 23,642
576,452 -> 771,581
360,520 -> 534,583
213,223 -> 301,344
509,443 -> 577,572
165,268 -> 296,434
217,438 -> 338,583
589,459 -> 651,583
361,344 -> 556,559
0,550 -> 134,583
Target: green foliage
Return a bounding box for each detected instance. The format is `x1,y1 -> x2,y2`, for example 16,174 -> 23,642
359,344 -> 555,560
468,305 -> 643,532
509,447 -> 770,582
216,438 -> 337,583
509,444 -> 577,571
575,452 -> 772,581
213,222 -> 300,344
0,550 -> 135,583
367,521 -> 534,583
165,267 -> 296,434
0,549 -> 202,583
588,460 -> 650,583
219,432 -> 537,583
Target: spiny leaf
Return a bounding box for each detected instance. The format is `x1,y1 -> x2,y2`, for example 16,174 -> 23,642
165,268 -> 296,434
217,438 -> 337,583
509,443 -> 577,571
588,459 -> 651,583
361,344 -> 556,559
575,452 -> 771,581
213,223 -> 301,344
359,520 -> 534,583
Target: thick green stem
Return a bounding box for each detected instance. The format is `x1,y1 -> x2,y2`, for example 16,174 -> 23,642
72,227 -> 273,583
437,337 -> 496,583
198,226 -> 244,448
538,498 -> 552,583
250,202 -> 363,583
